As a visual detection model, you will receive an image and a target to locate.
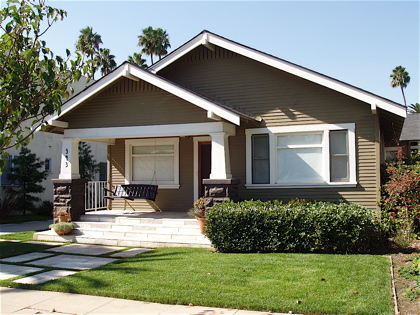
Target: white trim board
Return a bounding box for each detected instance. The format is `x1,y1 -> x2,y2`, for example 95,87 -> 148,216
63,122 -> 236,140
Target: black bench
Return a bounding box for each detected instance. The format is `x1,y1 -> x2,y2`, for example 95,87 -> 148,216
104,184 -> 158,202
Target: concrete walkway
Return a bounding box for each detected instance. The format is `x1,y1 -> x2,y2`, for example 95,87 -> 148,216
0,287 -> 291,315
0,220 -> 51,235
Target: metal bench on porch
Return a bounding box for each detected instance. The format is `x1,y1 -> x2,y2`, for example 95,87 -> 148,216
104,184 -> 158,202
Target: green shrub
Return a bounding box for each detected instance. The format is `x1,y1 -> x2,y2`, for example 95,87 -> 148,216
206,200 -> 382,254
35,200 -> 53,216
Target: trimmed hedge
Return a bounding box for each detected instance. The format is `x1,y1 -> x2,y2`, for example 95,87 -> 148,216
205,200 -> 382,254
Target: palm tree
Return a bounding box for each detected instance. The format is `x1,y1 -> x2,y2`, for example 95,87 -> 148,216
408,103 -> 420,113
138,26 -> 156,64
390,66 -> 411,107
76,26 -> 103,60
96,48 -> 117,76
137,26 -> 170,65
154,28 -> 171,61
128,52 -> 148,68
76,26 -> 103,79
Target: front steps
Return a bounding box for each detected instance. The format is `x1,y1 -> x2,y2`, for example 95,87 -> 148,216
34,212 -> 212,248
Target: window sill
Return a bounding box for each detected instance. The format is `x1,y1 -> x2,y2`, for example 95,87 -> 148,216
246,182 -> 357,189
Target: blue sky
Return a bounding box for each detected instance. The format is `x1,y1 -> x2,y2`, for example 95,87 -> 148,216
4,0 -> 420,106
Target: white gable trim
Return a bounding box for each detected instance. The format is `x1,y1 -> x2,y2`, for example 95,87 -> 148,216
47,63 -> 241,126
151,31 -> 406,118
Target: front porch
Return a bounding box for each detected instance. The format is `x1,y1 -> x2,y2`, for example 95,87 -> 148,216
34,210 -> 212,248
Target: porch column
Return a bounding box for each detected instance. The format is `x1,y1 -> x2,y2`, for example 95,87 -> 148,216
209,132 -> 232,179
59,138 -> 80,179
204,132 -> 238,208
52,138 -> 86,222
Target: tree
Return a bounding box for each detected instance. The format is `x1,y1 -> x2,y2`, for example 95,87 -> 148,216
5,146 -> 48,215
76,26 -> 102,60
128,52 -> 148,68
96,48 -> 117,76
408,103 -> 420,114
76,26 -> 102,78
0,0 -> 91,171
154,28 -> 171,61
79,142 -> 100,181
137,26 -> 170,65
390,66 -> 411,107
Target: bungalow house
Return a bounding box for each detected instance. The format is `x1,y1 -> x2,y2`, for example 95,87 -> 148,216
44,30 -> 406,217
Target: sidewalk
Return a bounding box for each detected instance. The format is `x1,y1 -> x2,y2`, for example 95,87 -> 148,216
0,220 -> 51,235
0,287 -> 290,315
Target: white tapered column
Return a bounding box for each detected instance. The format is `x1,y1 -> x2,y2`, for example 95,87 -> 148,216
59,138 -> 80,179
209,132 -> 232,179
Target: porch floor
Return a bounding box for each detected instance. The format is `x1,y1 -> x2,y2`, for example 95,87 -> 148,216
34,210 -> 211,248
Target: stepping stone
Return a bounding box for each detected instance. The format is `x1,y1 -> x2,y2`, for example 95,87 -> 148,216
47,244 -> 125,255
110,248 -> 154,258
24,241 -> 65,246
30,254 -> 117,270
0,264 -> 43,280
0,239 -> 21,242
0,252 -> 54,263
13,269 -> 78,284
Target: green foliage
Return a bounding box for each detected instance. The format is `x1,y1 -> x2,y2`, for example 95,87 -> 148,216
399,255 -> 420,301
0,0 -> 92,164
78,141 -> 100,181
408,103 -> 420,113
49,221 -> 75,231
137,26 -> 170,64
5,146 -> 48,215
0,193 -> 19,219
127,52 -> 148,68
206,200 -> 382,254
379,155 -> 420,240
390,65 -> 410,106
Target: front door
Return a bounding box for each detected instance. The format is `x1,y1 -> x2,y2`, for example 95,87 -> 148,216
198,142 -> 211,198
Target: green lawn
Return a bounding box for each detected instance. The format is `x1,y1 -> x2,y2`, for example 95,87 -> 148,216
1,245 -> 393,315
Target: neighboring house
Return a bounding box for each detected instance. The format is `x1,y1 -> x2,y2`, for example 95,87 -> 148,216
0,78 -> 107,206
400,113 -> 420,157
43,30 -> 406,211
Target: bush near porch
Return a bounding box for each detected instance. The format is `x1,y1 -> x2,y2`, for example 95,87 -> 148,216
206,200 -> 383,254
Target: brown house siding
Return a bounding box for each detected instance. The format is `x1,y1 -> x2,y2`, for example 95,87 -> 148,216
159,46 -> 382,210
62,78 -> 210,129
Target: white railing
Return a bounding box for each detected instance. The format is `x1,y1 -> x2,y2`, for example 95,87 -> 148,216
85,181 -> 108,211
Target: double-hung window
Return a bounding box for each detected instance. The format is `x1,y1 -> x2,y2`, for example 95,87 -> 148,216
246,123 -> 356,187
125,138 -> 179,188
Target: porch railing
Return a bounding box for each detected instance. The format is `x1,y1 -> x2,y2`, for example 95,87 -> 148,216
85,181 -> 107,211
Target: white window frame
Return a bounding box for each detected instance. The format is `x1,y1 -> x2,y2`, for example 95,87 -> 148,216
245,123 -> 357,188
125,138 -> 180,189
44,158 -> 53,173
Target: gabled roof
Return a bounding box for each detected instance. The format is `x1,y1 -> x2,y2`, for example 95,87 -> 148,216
151,30 -> 406,118
400,113 -> 420,141
47,62 -> 257,127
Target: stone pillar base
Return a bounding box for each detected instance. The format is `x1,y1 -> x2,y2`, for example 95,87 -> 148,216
203,179 -> 239,209
52,179 -> 88,222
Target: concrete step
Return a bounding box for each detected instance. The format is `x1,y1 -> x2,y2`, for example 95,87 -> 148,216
34,212 -> 210,248
74,221 -> 200,234
33,229 -> 211,248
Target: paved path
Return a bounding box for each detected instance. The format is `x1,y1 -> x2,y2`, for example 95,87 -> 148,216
0,287 -> 291,315
0,220 -> 51,235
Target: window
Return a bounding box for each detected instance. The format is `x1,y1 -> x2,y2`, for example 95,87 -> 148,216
252,134 -> 270,184
125,138 -> 179,188
44,158 -> 53,173
0,155 -> 17,186
246,124 -> 356,187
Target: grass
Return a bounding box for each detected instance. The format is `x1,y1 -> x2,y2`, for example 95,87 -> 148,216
2,247 -> 394,314
1,231 -> 42,242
